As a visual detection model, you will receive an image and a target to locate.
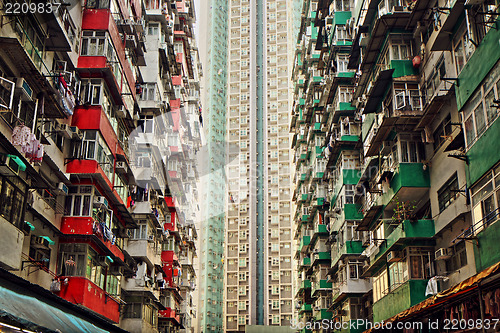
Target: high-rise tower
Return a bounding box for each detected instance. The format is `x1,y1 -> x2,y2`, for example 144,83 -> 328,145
198,0 -> 229,332
224,0 -> 295,330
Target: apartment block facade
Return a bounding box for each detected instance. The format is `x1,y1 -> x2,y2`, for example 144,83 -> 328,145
291,0 -> 500,332
0,0 -> 201,332
224,0 -> 295,331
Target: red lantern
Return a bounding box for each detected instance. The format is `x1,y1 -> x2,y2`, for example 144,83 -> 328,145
412,55 -> 422,68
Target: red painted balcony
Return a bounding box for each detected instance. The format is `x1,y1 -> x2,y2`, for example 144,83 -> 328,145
60,216 -> 125,262
159,307 -> 181,324
66,160 -> 122,205
56,276 -> 120,323
71,106 -> 126,159
79,9 -> 136,101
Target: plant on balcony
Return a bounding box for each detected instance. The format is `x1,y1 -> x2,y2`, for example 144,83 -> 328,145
390,197 -> 417,224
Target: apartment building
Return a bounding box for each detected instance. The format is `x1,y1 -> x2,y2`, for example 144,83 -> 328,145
291,0 -> 500,331
0,0 -> 201,332
197,0 -> 229,332
224,0 -> 295,331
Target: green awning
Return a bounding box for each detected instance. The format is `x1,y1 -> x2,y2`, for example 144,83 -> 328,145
40,236 -> 55,245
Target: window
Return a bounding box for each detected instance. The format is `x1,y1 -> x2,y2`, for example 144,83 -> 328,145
438,173 -> 459,212
138,116 -> 154,134
271,243 -> 279,252
462,61 -> 500,148
453,24 -> 475,74
123,303 -> 142,319
470,164 -> 500,229
373,269 -> 388,303
29,236 -> 51,269
426,56 -> 446,98
86,0 -> 111,9
271,285 -> 280,294
238,258 -> 246,267
433,114 -> 453,151
80,31 -> 107,56
446,241 -> 468,271
238,301 -> 246,310
272,300 -> 280,309
238,316 -> 246,325
0,175 -> 26,228
393,83 -> 422,112
337,54 -> 349,72
335,0 -> 351,11
272,257 -> 280,266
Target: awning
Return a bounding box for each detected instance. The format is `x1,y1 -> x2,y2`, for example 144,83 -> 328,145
364,69 -> 394,114
0,268 -> 127,333
429,0 -> 466,51
444,129 -> 465,152
364,261 -> 500,332
357,205 -> 383,231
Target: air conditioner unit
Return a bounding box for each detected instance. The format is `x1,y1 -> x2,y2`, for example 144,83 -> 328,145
109,266 -> 124,275
126,35 -> 137,48
32,236 -> 49,248
97,255 -> 108,265
115,161 -> 127,173
55,182 -> 69,196
435,248 -> 452,260
69,126 -> 83,140
16,78 -> 33,101
94,196 -> 108,208
387,251 -> 402,263
380,141 -> 392,155
0,154 -> 20,176
338,259 -> 345,267
56,123 -> 72,139
116,106 -> 126,118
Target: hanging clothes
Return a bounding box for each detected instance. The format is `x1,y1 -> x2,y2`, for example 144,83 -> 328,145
11,125 -> 31,147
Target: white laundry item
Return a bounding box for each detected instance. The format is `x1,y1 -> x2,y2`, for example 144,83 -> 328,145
137,262 -> 147,278
425,277 -> 438,296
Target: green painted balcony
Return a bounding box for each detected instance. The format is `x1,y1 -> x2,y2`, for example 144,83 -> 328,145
300,236 -> 311,252
334,11 -> 351,26
313,122 -> 322,131
301,213 -> 310,222
367,219 -> 435,274
331,240 -> 364,266
299,194 -> 310,204
473,216 -> 500,272
373,163 -> 431,208
314,309 -> 332,320
299,279 -> 312,291
313,146 -> 324,155
373,279 -> 429,322
312,75 -> 322,83
302,256 -> 311,267
344,204 -> 364,221
312,279 -> 332,295
313,197 -> 325,207
299,303 -> 312,314
335,71 -> 356,79
314,224 -> 328,236
389,60 -> 419,78
312,251 -> 331,265
338,102 -> 356,112
300,172 -> 308,182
